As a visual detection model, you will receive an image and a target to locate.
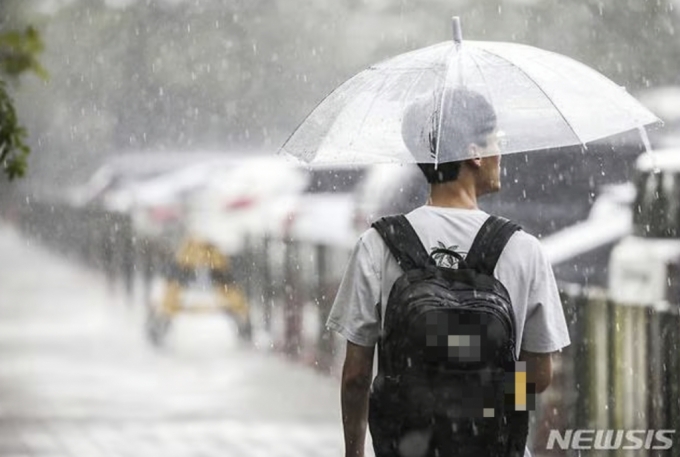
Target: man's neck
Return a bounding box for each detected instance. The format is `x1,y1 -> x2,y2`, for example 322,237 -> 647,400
427,181 -> 479,210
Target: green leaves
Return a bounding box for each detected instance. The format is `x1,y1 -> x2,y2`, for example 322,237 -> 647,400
0,79 -> 29,180
0,26 -> 47,80
0,26 -> 46,180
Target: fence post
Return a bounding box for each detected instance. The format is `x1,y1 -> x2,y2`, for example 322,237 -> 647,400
663,311 -> 680,457
121,215 -> 135,302
646,305 -> 664,437
315,244 -> 335,373
584,291 -> 610,432
608,301 -> 653,457
665,261 -> 680,457
262,235 -> 273,334
102,211 -> 115,290
284,238 -> 302,358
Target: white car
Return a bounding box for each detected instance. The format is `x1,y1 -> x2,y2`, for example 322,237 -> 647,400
184,157 -> 367,254
65,151 -> 236,211
184,156 -> 308,254
125,155 -> 251,241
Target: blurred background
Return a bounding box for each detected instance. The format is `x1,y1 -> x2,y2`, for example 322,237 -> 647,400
4,0 -> 680,188
2,0 -> 680,456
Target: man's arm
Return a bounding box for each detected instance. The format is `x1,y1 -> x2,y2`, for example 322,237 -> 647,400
341,341 -> 375,457
519,350 -> 553,394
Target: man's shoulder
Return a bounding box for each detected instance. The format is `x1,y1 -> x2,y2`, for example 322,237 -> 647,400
509,227 -> 542,247
357,225 -> 383,244
354,226 -> 387,257
503,228 -> 546,265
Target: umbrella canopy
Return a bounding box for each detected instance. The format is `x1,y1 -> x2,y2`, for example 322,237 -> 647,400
281,19 -> 660,165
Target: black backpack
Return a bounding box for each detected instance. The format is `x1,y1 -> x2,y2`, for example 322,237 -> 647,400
368,214 -> 528,457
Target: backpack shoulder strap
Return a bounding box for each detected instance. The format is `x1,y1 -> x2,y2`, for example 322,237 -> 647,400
465,215 -> 522,276
371,215 -> 433,271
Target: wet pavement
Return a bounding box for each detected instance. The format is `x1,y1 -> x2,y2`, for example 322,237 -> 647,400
0,223 -> 359,456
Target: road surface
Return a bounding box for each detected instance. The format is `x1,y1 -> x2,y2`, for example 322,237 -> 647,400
0,222 -> 359,457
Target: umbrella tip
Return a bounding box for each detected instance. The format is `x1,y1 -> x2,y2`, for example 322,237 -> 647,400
452,16 -> 463,45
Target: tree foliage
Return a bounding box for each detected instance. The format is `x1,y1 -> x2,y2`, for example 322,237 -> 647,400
0,25 -> 45,180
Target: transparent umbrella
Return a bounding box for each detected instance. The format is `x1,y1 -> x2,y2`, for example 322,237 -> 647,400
281,18 -> 660,165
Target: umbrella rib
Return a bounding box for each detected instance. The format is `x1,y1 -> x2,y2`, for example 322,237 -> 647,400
435,45 -> 461,166
479,48 -> 586,146
467,50 -> 495,117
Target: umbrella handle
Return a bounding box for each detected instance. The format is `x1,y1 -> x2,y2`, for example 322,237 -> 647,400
452,16 -> 463,48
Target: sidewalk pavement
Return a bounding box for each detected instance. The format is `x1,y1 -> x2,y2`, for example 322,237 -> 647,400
0,223 -> 368,457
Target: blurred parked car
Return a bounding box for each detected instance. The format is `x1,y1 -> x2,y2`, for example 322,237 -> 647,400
184,156 -> 309,255
185,156 -> 366,253
65,150 -> 251,212
123,155 -> 250,243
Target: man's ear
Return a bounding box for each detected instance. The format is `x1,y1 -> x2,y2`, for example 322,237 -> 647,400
466,144 -> 482,168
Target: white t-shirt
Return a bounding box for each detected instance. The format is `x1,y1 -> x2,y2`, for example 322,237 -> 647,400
327,206 -> 571,457
327,205 -> 570,355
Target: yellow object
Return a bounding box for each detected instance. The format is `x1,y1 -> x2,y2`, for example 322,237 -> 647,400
160,281 -> 182,315
175,238 -> 229,269
158,237 -> 249,318
515,362 -> 527,411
